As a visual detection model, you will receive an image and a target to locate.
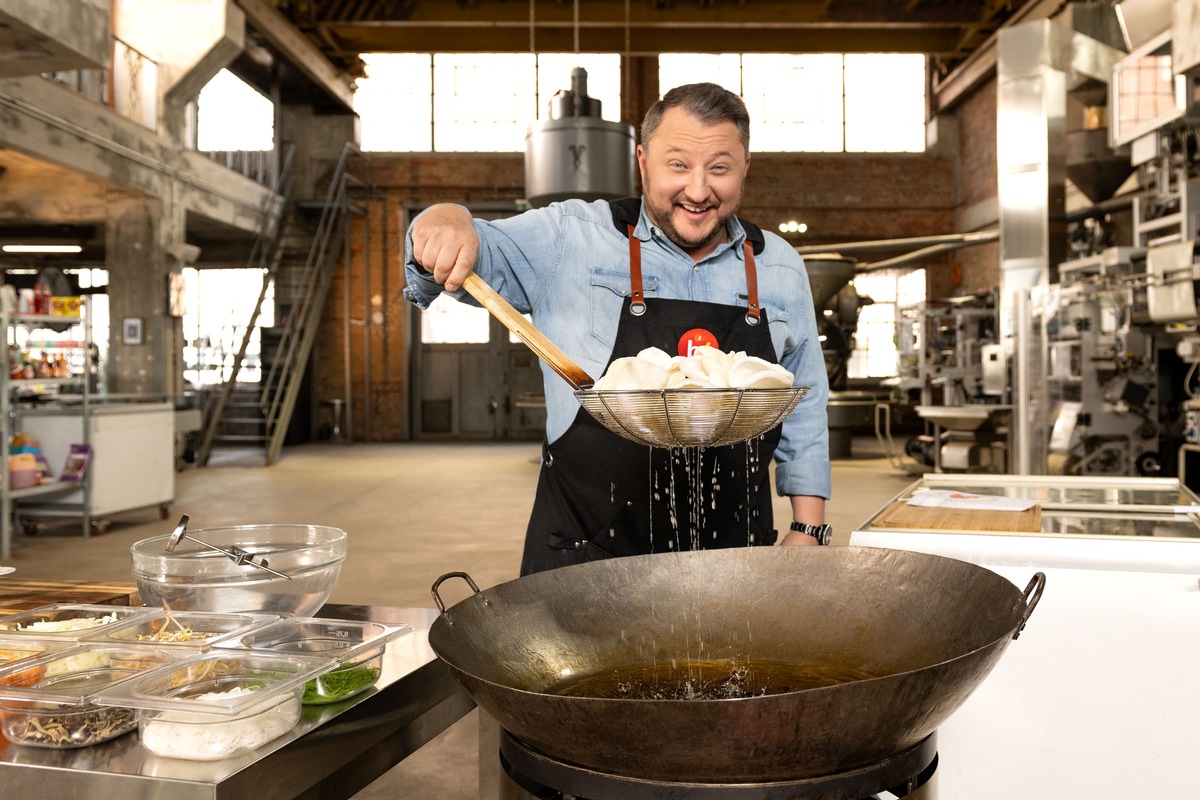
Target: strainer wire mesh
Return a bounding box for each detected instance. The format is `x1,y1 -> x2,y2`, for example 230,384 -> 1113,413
574,386 -> 809,449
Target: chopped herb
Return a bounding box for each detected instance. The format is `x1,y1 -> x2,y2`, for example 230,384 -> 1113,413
302,664 -> 380,704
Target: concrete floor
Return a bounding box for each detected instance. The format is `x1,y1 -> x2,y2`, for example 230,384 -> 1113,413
0,436 -> 917,799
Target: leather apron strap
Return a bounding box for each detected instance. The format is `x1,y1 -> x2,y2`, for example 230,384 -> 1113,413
627,224 -> 646,315
743,241 -> 761,325
627,225 -> 761,323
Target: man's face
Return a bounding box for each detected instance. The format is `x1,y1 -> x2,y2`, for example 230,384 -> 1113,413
637,107 -> 749,261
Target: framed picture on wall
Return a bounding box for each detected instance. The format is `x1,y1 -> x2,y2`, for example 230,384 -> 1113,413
122,317 -> 144,345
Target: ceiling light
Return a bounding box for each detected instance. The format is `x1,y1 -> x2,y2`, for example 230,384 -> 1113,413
777,220 -> 808,234
2,244 -> 83,254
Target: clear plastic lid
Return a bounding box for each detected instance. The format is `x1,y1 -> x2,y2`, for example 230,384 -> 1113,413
0,644 -> 176,704
217,617 -> 411,662
0,604 -> 154,641
84,610 -> 283,650
95,650 -> 337,716
0,636 -> 70,678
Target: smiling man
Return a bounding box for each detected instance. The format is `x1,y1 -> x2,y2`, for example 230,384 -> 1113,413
403,83 -> 831,575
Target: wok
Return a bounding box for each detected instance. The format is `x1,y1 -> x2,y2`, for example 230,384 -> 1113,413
429,546 -> 1043,783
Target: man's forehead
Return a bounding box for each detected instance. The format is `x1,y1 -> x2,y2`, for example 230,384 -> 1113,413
650,113 -> 745,156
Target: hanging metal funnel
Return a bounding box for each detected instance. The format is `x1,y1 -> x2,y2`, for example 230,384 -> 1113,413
803,254 -> 858,310
524,68 -> 635,208
1065,127 -> 1134,203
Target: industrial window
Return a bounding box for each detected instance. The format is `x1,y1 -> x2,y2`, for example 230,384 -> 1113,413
357,53 -> 621,152
181,268 -> 275,387
659,53 -> 926,153
196,70 -> 274,151
848,268 -> 926,379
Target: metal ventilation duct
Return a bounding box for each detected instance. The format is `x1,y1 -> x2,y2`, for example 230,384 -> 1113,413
524,68 -> 635,208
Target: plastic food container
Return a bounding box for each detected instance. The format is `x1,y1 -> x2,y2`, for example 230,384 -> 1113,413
0,645 -> 175,748
97,650 -> 336,760
0,604 -> 153,641
85,610 -> 281,651
220,618 -> 411,705
0,637 -> 69,684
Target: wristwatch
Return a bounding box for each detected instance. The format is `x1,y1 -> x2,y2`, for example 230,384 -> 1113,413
789,521 -> 833,545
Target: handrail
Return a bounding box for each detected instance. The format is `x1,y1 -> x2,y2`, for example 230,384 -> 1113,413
262,144 -> 369,463
261,142 -> 365,429
196,144 -> 296,466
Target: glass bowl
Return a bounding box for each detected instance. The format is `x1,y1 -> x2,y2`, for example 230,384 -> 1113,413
130,524 -> 348,616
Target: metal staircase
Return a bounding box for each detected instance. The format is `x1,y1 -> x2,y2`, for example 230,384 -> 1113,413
197,142 -> 369,466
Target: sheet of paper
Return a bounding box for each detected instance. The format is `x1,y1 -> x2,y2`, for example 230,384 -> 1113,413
907,489 -> 1037,512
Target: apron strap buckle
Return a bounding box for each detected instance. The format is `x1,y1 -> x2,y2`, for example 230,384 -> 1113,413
628,224 -> 648,316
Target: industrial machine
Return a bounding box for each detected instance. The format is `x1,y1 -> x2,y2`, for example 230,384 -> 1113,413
892,294 -> 1010,473
1004,4 -> 1200,480
803,255 -> 879,458
883,1 -> 1200,481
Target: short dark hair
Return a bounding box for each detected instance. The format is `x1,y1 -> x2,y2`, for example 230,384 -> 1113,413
640,83 -> 751,154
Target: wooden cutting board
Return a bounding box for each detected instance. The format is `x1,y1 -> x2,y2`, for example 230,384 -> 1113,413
871,498 -> 1042,533
0,578 -> 143,617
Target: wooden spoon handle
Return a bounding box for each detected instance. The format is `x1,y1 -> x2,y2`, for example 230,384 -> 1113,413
461,273 -> 595,390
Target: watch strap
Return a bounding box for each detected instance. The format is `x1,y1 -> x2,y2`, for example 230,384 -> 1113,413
789,521 -> 832,545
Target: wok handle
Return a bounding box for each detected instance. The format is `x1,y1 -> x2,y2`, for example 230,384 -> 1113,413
1012,572 -> 1046,640
431,571 -> 486,616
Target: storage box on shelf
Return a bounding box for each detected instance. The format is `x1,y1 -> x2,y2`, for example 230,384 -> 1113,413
2,302 -> 92,558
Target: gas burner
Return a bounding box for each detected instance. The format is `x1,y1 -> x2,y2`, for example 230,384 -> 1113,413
499,729 -> 938,800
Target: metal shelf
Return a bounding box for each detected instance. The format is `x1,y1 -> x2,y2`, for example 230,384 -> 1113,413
1,304 -> 93,559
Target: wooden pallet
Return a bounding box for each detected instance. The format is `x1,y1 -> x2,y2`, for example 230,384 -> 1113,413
871,498 -> 1042,533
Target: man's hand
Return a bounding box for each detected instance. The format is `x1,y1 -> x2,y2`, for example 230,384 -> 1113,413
779,531 -> 821,546
410,205 -> 479,292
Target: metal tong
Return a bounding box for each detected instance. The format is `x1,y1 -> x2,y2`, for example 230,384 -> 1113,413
165,514 -> 292,580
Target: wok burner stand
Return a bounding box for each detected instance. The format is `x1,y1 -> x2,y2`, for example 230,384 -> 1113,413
498,729 -> 938,800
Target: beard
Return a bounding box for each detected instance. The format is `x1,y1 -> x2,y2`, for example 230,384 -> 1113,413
643,181 -> 740,254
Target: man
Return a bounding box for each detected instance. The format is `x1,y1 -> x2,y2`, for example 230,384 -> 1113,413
405,82 -> 830,574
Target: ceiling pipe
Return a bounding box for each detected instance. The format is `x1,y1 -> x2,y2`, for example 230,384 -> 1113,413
795,229 -> 999,257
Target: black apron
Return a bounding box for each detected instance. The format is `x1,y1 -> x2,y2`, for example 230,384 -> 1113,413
519,221 -> 783,575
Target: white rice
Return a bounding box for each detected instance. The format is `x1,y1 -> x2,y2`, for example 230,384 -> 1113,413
140,689 -> 299,760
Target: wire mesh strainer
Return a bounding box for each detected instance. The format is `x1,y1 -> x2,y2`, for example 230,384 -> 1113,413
462,273 -> 809,449
574,385 -> 809,449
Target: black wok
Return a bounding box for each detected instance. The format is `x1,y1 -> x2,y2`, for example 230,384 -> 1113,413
430,546 -> 1043,783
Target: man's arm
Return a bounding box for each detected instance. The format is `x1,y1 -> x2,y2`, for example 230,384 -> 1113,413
780,494 -> 827,546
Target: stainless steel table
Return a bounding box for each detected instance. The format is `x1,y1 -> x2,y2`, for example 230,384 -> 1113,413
0,605 -> 475,800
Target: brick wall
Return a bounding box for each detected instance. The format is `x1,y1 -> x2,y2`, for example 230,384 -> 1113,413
945,79 -> 1000,299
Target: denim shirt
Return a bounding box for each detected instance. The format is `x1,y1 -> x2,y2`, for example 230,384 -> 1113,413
404,198 -> 831,500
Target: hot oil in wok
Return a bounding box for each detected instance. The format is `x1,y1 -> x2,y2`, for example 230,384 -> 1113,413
549,658 -> 876,700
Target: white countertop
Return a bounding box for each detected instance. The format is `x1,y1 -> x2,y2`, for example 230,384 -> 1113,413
850,528 -> 1200,797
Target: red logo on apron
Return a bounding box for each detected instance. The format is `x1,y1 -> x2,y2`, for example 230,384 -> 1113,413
678,328 -> 719,357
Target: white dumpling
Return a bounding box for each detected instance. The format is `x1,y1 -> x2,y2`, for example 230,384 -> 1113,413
595,356 -> 669,390
727,355 -> 794,389
691,346 -> 735,384
635,347 -> 674,371
680,356 -> 730,386
666,369 -> 715,389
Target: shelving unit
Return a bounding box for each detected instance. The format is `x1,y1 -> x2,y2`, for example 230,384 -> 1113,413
1,306 -> 91,558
